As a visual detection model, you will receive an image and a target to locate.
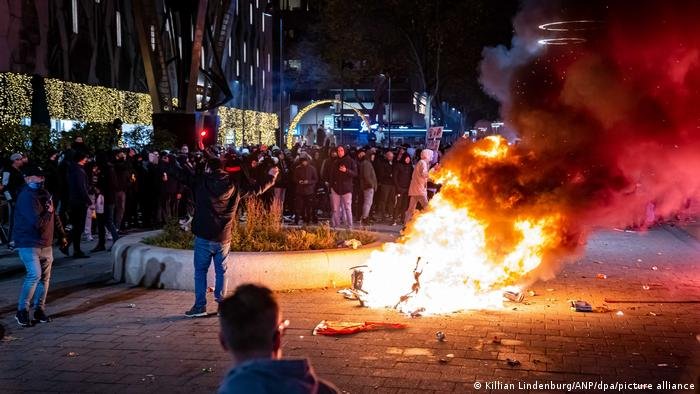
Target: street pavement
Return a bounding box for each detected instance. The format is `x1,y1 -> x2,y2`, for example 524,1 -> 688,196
0,226 -> 699,393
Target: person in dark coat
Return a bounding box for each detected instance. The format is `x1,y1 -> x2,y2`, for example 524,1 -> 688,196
13,164 -> 68,326
327,146 -> 357,228
373,150 -> 396,222
183,157 -> 278,317
292,154 -> 318,225
92,153 -> 120,252
392,152 -> 413,225
156,154 -> 181,224
67,152 -> 91,258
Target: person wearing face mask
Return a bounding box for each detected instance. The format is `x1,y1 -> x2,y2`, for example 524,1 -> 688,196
13,164 -> 68,327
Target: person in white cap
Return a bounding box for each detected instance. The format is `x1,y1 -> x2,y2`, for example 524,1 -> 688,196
2,153 -> 26,251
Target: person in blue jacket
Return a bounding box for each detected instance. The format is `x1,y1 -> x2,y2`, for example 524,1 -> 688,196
14,164 -> 68,327
218,284 -> 338,394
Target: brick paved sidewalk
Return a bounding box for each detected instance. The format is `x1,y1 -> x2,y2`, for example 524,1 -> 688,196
0,228 -> 699,393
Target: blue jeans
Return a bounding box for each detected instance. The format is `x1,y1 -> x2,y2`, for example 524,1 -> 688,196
193,236 -> 229,308
17,247 -> 53,311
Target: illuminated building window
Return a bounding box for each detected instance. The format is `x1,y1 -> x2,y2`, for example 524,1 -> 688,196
236,60 -> 240,77
243,42 -> 247,62
250,3 -> 253,24
262,72 -> 265,89
267,53 -> 271,71
71,0 -> 78,33
256,48 -> 259,67
250,65 -> 254,85
150,25 -> 156,51
116,11 -> 122,47
228,37 -> 231,57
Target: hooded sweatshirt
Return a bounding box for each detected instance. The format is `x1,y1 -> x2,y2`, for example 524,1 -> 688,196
408,149 -> 433,197
218,359 -> 338,394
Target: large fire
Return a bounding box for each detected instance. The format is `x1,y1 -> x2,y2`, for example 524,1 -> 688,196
359,136 -> 568,314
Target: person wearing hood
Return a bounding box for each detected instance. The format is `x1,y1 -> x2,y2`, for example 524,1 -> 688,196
405,148 -> 434,224
183,158 -> 278,318
293,154 -> 317,225
392,152 -> 413,226
327,146 -> 357,229
218,284 -> 338,394
357,149 -> 377,226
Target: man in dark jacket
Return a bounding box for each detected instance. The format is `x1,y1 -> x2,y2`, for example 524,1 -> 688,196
373,150 -> 396,222
392,152 -> 413,225
67,152 -> 92,258
293,154 -> 317,225
14,165 -> 68,326
184,157 -> 278,317
218,284 -> 338,394
327,146 -> 357,229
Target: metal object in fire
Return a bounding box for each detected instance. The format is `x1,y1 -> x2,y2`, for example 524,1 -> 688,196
349,265 -> 369,306
435,331 -> 446,342
503,290 -> 525,303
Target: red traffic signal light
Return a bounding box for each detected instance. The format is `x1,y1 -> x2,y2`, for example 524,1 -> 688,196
200,130 -> 208,137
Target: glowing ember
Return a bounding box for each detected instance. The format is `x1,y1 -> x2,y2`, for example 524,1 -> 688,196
359,136 -> 566,315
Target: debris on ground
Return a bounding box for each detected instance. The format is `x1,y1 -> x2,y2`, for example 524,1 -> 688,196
435,331 -> 446,342
616,311 -> 625,317
651,266 -> 658,271
337,289 -> 357,300
546,288 -> 555,292
596,273 -> 607,279
492,336 -> 502,344
438,358 -> 449,364
1,335 -> 19,342
657,363 -> 668,367
642,285 -> 650,290
533,359 -> 542,364
141,374 -> 155,383
647,312 -> 658,316
338,239 -> 362,249
503,290 -> 524,303
506,358 -> 521,367
570,300 -> 593,312
127,303 -> 136,308
527,290 -> 536,297
201,367 -> 214,373
446,353 -> 454,358
66,352 -> 79,357
593,260 -> 604,264
312,320 -> 406,336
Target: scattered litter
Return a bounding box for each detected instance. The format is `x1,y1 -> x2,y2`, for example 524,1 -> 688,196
651,266 -> 658,271
570,300 -> 593,312
596,273 -> 607,279
101,362 -> 115,366
637,259 -> 643,262
546,288 -> 555,292
533,359 -> 542,364
339,239 -> 362,249
67,352 -> 79,357
127,303 -> 136,308
142,374 -> 155,382
435,331 -> 446,342
492,336 -> 502,344
657,252 -> 663,255
616,311 -> 624,317
632,352 -> 640,355
337,289 -> 357,300
410,308 -> 426,318
312,321 -> 406,336
1,335 -> 19,342
201,367 -> 214,373
593,260 -> 604,264
647,312 -> 658,316
642,285 -> 650,290
527,290 -> 536,297
446,353 -> 454,358
438,358 -> 449,364
594,306 -> 612,313
657,363 -> 668,367
503,290 -> 524,303
506,358 -> 521,367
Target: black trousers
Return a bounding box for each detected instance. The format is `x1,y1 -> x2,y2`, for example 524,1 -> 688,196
295,194 -> 314,223
69,204 -> 88,254
393,192 -> 409,223
375,184 -> 396,218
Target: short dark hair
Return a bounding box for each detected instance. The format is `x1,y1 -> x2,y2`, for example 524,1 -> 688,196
218,284 -> 279,353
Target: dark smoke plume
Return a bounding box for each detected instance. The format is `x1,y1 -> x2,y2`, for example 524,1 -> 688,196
470,0 -> 700,238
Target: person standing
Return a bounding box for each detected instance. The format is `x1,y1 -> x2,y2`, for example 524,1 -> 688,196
184,157 -> 278,317
405,149 -> 434,224
14,164 -> 68,326
357,149 -> 377,226
293,154 -> 318,225
67,152 -> 92,258
373,150 -> 395,223
3,153 -> 27,250
328,146 -> 357,229
392,152 -> 413,226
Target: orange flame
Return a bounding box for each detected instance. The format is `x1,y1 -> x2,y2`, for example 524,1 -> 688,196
360,136 -> 566,314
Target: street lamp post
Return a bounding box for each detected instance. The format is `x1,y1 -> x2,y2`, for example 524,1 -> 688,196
387,75 -> 392,148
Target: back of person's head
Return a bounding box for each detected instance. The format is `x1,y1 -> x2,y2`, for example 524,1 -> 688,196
219,284 -> 280,356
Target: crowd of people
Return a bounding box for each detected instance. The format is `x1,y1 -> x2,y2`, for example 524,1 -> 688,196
1,135 -> 443,255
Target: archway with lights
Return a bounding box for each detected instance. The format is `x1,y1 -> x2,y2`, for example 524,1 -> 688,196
287,99 -> 370,147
